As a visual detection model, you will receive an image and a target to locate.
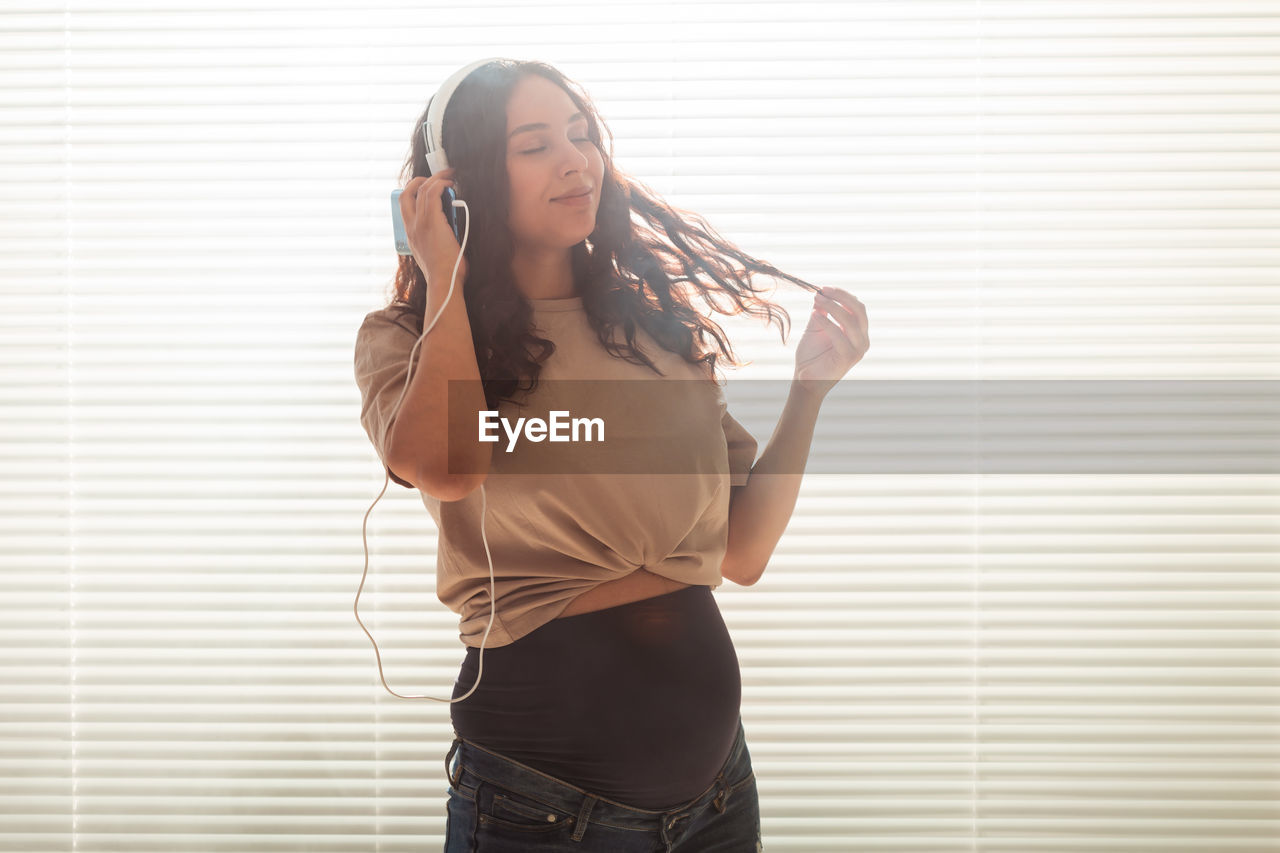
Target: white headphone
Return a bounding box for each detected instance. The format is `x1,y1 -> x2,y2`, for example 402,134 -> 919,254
356,57 -> 507,703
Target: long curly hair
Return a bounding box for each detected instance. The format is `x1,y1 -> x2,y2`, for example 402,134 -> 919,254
385,58 -> 819,411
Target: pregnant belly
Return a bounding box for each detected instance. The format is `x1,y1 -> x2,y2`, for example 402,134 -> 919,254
450,585 -> 742,809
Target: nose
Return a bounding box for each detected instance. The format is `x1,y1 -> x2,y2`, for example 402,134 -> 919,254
557,138 -> 590,175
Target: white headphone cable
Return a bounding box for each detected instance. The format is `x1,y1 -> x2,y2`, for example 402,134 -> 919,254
355,198 -> 496,702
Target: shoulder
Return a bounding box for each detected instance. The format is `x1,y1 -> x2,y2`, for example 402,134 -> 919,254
360,302 -> 420,334
356,303 -> 421,349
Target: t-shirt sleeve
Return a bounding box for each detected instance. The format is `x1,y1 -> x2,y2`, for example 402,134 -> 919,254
722,408 -> 757,487
701,361 -> 757,488
353,308 -> 424,489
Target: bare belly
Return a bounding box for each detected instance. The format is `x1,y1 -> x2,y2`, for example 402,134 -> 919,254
556,568 -> 695,619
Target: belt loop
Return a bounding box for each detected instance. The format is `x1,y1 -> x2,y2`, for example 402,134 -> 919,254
712,771 -> 729,813
571,794 -> 598,842
445,737 -> 462,788
659,809 -> 674,850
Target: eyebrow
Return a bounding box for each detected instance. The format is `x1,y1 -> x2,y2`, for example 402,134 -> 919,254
508,111 -> 586,140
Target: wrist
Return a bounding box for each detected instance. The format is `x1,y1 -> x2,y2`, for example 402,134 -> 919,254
428,264 -> 466,289
789,378 -> 828,409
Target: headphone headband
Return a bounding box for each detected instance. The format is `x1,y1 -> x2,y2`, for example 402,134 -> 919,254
423,57 -> 507,175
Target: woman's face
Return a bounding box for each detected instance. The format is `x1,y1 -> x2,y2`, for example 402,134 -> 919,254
505,74 -> 604,256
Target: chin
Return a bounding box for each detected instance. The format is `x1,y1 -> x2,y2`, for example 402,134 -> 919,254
560,227 -> 596,247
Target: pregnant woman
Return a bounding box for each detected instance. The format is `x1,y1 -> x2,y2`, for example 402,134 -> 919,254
353,57 -> 868,852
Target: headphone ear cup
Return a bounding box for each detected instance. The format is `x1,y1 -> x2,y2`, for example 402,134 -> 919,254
422,118 -> 447,174
424,57 -> 504,174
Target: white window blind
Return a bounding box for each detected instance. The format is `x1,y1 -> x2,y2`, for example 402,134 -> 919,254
3,1 -> 1278,851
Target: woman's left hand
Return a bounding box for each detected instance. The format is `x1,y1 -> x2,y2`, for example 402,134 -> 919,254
793,286 -> 869,399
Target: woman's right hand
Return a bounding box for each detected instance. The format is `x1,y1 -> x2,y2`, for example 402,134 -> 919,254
400,168 -> 469,289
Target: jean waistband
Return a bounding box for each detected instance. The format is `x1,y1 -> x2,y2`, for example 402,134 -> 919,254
445,716 -> 747,836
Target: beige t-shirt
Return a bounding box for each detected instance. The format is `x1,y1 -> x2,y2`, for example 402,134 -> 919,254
353,294 -> 757,648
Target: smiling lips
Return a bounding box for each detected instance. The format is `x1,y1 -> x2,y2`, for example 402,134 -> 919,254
553,187 -> 592,201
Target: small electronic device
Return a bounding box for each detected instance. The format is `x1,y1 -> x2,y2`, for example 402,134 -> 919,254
390,184 -> 465,256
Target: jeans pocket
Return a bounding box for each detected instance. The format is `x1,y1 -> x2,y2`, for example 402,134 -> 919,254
477,781 -> 577,835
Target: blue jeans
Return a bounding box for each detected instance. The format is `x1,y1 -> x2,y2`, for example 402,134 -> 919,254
442,715 -> 763,852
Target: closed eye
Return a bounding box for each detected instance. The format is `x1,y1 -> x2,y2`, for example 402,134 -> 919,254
521,139 -> 592,155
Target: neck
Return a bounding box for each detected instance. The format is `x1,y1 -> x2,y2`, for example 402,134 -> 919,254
511,244 -> 577,300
